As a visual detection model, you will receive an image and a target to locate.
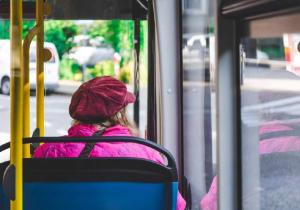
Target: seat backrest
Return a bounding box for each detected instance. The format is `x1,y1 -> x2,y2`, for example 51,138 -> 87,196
22,158 -> 178,210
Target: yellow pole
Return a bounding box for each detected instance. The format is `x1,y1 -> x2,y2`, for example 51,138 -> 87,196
10,0 -> 23,209
23,27 -> 38,158
36,0 -> 45,136
23,40 -> 30,157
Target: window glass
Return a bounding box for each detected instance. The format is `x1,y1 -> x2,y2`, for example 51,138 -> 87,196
185,0 -> 201,9
241,33 -> 300,209
0,19 -> 147,144
181,0 -> 216,209
40,20 -> 147,137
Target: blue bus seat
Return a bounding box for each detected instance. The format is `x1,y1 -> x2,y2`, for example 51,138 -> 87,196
23,158 -> 178,210
1,136 -> 178,210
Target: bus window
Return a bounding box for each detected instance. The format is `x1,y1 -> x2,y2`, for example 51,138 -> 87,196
241,32 -> 300,209
181,0 -> 216,209
39,20 -> 148,137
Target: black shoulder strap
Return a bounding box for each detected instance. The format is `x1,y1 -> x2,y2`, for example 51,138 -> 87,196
79,128 -> 106,158
30,128 -> 40,155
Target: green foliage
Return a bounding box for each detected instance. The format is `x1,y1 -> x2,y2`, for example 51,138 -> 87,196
0,20 -> 35,39
257,38 -> 285,60
118,65 -> 131,84
139,21 -> 148,86
86,60 -> 115,79
0,20 -> 78,59
0,21 -> 9,39
59,58 -> 81,80
87,20 -> 134,59
23,21 -> 35,37
0,19 -> 149,84
140,21 -> 147,54
86,20 -> 147,85
44,21 -> 78,59
258,46 -> 285,60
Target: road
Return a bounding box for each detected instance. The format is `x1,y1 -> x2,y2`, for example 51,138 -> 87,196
0,66 -> 300,153
0,87 -> 148,144
0,94 -> 72,142
0,66 -> 299,137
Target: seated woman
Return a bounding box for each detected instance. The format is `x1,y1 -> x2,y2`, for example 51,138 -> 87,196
34,76 -> 186,210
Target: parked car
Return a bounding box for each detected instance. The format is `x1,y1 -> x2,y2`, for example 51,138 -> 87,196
68,35 -> 115,66
0,40 -> 60,95
182,34 -> 215,82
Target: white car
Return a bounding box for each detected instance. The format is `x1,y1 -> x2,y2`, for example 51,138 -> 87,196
182,34 -> 214,82
68,35 -> 114,66
0,40 -> 60,95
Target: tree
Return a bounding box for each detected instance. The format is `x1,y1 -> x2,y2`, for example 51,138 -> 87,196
44,21 -> 78,58
0,21 -> 9,39
0,20 -> 35,39
23,21 -> 35,37
87,20 -> 134,53
0,20 -> 78,59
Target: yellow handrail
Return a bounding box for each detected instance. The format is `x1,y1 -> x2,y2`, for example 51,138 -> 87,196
36,0 -> 45,136
10,0 -> 23,209
23,26 -> 38,158
23,0 -> 49,157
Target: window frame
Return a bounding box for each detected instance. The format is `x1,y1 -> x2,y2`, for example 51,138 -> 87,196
217,0 -> 300,209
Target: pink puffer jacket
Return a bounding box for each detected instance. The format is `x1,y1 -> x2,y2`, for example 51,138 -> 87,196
200,121 -> 300,210
34,124 -> 186,210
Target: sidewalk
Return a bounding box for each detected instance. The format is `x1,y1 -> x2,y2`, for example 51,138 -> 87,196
55,80 -> 82,95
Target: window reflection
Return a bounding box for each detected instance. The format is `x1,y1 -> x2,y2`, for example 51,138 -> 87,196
241,33 -> 300,210
185,0 -> 201,9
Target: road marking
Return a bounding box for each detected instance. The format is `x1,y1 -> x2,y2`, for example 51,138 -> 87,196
242,96 -> 300,126
242,78 -> 300,92
45,109 -> 68,114
28,98 -> 70,104
45,121 -> 52,128
0,149 -> 10,163
243,95 -> 300,112
0,132 -> 11,162
268,104 -> 300,114
32,119 -> 52,127
30,109 -> 68,114
0,132 -> 10,143
242,115 -> 300,126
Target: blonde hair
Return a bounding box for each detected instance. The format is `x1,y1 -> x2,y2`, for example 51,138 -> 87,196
72,108 -> 139,136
